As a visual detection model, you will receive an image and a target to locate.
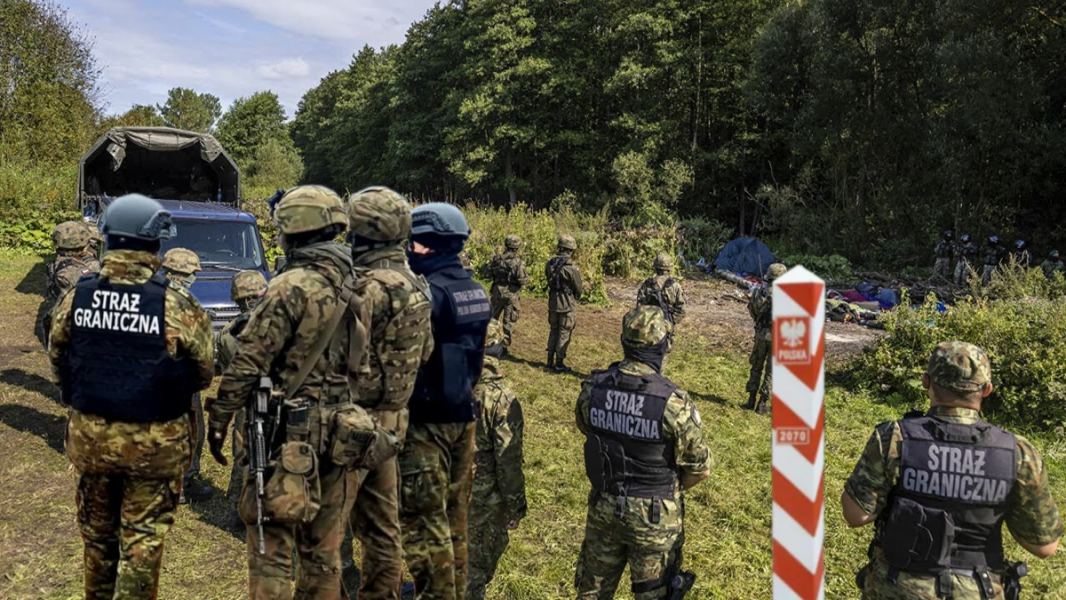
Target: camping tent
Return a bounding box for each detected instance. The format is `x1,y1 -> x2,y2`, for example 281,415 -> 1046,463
712,237 -> 777,276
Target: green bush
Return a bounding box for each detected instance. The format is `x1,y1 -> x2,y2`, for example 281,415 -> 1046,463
678,218 -> 732,264
0,160 -> 80,253
779,253 -> 854,282
862,274 -> 1066,431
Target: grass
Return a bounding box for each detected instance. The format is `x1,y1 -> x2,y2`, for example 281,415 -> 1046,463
0,249 -> 1063,599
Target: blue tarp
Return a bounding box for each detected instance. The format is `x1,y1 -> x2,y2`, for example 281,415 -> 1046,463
712,237 -> 778,277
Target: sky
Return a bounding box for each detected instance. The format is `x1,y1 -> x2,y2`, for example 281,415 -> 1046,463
64,0 -> 437,119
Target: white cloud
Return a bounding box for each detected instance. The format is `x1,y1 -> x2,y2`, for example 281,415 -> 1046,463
187,0 -> 422,44
257,58 -> 311,80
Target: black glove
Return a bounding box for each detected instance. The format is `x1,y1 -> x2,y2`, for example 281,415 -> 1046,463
207,423 -> 229,466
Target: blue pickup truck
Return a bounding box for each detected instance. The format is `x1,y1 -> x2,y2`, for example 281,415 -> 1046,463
78,127 -> 270,331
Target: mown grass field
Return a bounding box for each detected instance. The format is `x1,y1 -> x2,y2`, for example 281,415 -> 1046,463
0,249 -> 1063,599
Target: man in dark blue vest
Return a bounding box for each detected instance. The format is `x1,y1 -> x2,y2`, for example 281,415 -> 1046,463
843,341 -> 1063,598
48,194 -> 215,599
400,202 -> 492,600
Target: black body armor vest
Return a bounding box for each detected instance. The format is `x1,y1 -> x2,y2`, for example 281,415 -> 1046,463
584,365 -> 679,499
64,273 -> 195,423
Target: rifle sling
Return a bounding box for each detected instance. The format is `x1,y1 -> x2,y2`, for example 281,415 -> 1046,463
284,272 -> 356,401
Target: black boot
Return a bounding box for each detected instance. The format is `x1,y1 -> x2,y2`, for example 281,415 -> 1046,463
741,391 -> 757,410
555,360 -> 571,373
181,476 -> 213,503
755,399 -> 771,415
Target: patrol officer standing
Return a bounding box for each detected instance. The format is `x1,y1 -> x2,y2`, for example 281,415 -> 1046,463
216,269 -> 268,530
40,221 -> 101,346
954,233 -> 978,286
636,252 -> 686,326
466,319 -> 526,600
574,306 -> 711,600
546,234 -> 583,373
207,186 -> 366,600
743,263 -> 787,415
1011,239 -> 1033,269
402,202 -> 492,600
1041,250 -> 1064,279
48,194 -> 214,599
981,236 -> 1006,285
843,341 -> 1062,599
342,187 -> 434,600
488,234 -> 529,353
933,230 -> 956,280
161,247 -> 212,503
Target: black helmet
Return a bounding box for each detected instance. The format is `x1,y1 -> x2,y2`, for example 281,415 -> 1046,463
959,233 -> 971,243
988,235 -> 999,245
98,194 -> 175,241
1014,239 -> 1027,250
943,229 -> 954,240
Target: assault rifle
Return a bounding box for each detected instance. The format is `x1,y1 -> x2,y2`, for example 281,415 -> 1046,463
1003,561 -> 1027,600
248,376 -> 278,554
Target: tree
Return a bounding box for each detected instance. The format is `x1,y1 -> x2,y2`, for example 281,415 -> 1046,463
157,87 -> 222,133
99,104 -> 166,130
246,137 -> 303,190
215,91 -> 288,169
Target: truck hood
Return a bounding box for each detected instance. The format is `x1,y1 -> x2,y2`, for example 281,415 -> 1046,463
188,271 -> 242,331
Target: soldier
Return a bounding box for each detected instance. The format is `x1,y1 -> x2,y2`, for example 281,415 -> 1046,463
161,247 -> 211,503
83,221 -> 104,261
206,185 -> 370,599
40,221 -> 101,346
466,319 -> 526,600
402,202 -> 492,600
1041,250 -> 1063,279
981,236 -> 1006,285
48,194 -> 214,599
636,252 -> 686,326
460,250 -> 475,274
933,230 -> 956,280
546,235 -> 584,373
953,233 -> 978,286
743,263 -> 787,415
843,341 -> 1062,599
574,306 -> 711,600
1011,239 -> 1033,269
341,187 -> 434,600
488,234 -> 529,353
216,269 -> 268,531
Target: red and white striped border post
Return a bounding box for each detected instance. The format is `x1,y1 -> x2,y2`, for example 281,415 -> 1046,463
771,266 -> 826,600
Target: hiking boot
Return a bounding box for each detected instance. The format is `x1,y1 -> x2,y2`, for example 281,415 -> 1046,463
741,391 -> 757,410
182,477 -> 213,503
755,400 -> 771,415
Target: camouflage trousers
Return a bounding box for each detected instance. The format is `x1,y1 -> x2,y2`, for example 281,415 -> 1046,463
858,558 -> 1004,599
954,261 -> 974,286
242,458 -> 359,600
184,393 -> 205,481
490,291 -> 520,347
746,333 -> 772,403
575,493 -> 683,600
465,499 -> 511,600
399,421 -> 476,600
547,310 -> 576,364
341,408 -> 409,600
933,258 -> 952,280
227,409 -> 247,504
982,265 -> 997,285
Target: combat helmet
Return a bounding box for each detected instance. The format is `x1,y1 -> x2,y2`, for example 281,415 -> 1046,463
766,263 -> 787,282
557,234 -> 577,252
347,186 -> 412,244
274,185 -> 347,235
988,235 -> 999,245
98,194 -> 175,242
410,203 -> 470,239
231,270 -> 268,303
943,229 -> 954,240
53,221 -> 91,251
505,234 -> 522,250
653,252 -> 673,273
1014,239 -> 1028,250
621,306 -> 672,348
960,233 -> 971,243
162,248 -> 201,275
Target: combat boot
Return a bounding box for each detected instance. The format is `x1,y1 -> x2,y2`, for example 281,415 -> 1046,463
741,391 -> 757,410
555,360 -> 571,374
755,399 -> 771,415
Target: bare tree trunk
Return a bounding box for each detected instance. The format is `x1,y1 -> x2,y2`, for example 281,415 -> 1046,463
505,147 -> 517,208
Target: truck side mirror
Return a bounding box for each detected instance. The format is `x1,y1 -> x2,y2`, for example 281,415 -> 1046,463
273,256 -> 288,275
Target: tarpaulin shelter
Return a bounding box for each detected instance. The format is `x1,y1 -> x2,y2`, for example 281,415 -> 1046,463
712,237 -> 778,277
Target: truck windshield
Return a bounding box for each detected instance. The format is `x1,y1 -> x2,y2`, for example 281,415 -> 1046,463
161,219 -> 265,271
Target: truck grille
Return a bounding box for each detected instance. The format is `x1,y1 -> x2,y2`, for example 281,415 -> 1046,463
206,307 -> 241,332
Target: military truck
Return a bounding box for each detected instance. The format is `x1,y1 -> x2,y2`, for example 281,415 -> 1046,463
79,127 -> 270,330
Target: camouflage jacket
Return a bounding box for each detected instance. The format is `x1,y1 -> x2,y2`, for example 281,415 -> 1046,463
748,283 -> 773,332
575,360 -> 712,503
982,245 -> 1006,267
473,355 -> 527,522
489,250 -> 529,295
211,242 -> 356,451
636,274 -> 686,324
49,249 -> 214,476
934,240 -> 956,260
1041,259 -> 1064,279
955,241 -> 978,264
846,406 -> 1063,589
46,251 -> 100,302
546,254 -> 583,313
215,310 -> 251,376
351,246 -> 434,411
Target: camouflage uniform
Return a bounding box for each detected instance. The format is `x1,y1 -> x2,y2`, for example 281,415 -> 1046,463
981,239 -> 1006,285
340,187 -> 434,600
49,246 -> 215,600
1041,251 -> 1064,279
466,320 -> 526,600
546,235 -> 584,372
846,342 -> 1063,599
744,263 -> 786,414
933,233 -> 956,280
40,221 -> 101,346
636,253 -> 686,325
953,236 -> 978,286
574,307 -> 712,600
488,235 -> 529,349
208,186 -> 363,600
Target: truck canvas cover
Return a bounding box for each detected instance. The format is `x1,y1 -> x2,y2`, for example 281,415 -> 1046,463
79,127 -> 241,208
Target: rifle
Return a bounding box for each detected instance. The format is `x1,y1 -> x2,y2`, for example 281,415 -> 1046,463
1003,561 -> 1027,600
248,376 -> 278,554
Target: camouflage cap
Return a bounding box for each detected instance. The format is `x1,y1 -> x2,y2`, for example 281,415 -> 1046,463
53,221 -> 91,250
654,252 -> 673,272
766,263 -> 787,281
231,270 -> 268,302
1050,249 -> 1060,258
162,248 -> 201,275
927,341 -> 992,393
347,186 -> 412,242
621,306 -> 673,348
274,185 -> 348,235
558,234 -> 577,251
505,234 -> 522,250
485,318 -> 506,348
